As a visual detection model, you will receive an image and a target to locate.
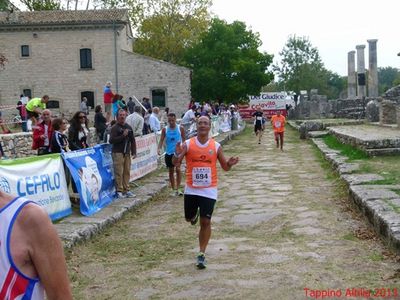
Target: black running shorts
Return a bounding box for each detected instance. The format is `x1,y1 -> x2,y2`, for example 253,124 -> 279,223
164,153 -> 174,168
254,124 -> 263,133
184,194 -> 216,220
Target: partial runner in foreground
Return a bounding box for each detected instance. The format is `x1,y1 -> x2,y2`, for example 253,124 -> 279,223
173,116 -> 239,269
0,190 -> 72,299
158,112 -> 185,196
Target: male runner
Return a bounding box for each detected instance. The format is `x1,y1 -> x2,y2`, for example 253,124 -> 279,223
0,190 -> 72,299
271,110 -> 286,151
252,105 -> 264,144
173,116 -> 239,269
158,112 -> 185,196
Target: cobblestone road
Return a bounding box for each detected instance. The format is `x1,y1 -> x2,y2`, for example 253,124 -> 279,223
67,125 -> 400,299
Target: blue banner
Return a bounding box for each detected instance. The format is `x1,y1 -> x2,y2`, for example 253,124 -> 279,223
62,144 -> 116,216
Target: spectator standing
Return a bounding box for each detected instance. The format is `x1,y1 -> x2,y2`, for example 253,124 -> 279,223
142,97 -> 152,111
51,118 -> 70,153
149,106 -> 161,133
188,99 -> 195,110
158,112 -> 185,196
112,94 -> 126,119
120,95 -> 127,112
25,95 -> 49,126
51,118 -> 73,195
0,190 -> 73,299
127,97 -> 135,114
17,94 -> 28,132
68,111 -> 89,151
94,105 -> 107,143
80,97 -> 89,115
142,108 -> 151,135
32,109 -> 53,155
109,109 -> 136,198
182,105 -> 196,124
126,105 -> 144,137
103,81 -> 114,123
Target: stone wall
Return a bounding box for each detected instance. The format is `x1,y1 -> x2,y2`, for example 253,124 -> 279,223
0,127 -> 96,159
294,90 -> 371,120
384,85 -> 400,102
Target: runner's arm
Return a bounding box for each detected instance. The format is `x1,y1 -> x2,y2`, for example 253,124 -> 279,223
23,204 -> 73,300
179,126 -> 185,142
172,141 -> 187,166
157,128 -> 166,155
217,147 -> 239,171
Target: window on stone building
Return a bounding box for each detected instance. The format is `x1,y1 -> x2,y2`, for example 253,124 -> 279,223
21,45 -> 30,57
23,89 -> 32,98
152,89 -> 166,107
47,100 -> 60,109
80,48 -> 92,69
81,91 -> 94,110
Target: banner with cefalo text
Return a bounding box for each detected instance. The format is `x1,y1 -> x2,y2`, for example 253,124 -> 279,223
0,154 -> 72,221
130,133 -> 158,181
62,144 -> 116,216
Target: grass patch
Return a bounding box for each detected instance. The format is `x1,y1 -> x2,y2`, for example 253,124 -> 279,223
391,189 -> 400,196
367,251 -> 384,262
356,156 -> 400,185
342,233 -> 358,241
383,199 -> 400,213
323,134 -> 369,160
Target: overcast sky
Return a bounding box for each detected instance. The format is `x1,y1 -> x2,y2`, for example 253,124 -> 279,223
211,0 -> 400,76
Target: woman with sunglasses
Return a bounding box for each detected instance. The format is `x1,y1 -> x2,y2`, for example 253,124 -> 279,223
68,111 -> 89,151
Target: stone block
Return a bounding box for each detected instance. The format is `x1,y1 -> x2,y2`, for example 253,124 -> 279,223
366,99 -> 380,122
380,100 -> 397,125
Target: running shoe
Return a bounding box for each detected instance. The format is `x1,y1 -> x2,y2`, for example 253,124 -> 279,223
124,191 -> 136,198
116,192 -> 126,199
196,252 -> 207,269
190,209 -> 200,225
177,188 -> 184,196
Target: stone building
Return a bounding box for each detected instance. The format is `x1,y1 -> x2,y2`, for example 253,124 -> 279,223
0,9 -> 191,117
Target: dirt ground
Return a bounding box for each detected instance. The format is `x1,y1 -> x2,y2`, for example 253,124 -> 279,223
66,125 -> 400,300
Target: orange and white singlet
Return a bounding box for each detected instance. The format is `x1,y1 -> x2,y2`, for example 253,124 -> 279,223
0,197 -> 45,300
184,137 -> 221,200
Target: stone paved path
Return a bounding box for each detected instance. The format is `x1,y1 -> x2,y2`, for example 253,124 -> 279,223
67,126 -> 400,299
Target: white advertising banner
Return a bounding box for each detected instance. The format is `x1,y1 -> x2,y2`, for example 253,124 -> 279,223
130,133 -> 158,181
0,154 -> 72,221
248,92 -> 287,110
239,92 -> 288,119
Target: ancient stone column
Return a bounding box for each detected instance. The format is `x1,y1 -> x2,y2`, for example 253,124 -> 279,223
368,39 -> 378,97
347,51 -> 357,98
356,45 -> 366,98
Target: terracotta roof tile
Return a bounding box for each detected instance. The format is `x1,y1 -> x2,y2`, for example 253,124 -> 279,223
0,9 -> 129,26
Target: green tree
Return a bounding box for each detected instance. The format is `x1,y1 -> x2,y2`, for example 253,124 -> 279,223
19,0 -> 60,10
275,35 -> 324,94
0,0 -> 19,11
378,66 -> 400,94
0,0 -> 8,11
184,18 -> 274,103
132,0 -> 211,64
